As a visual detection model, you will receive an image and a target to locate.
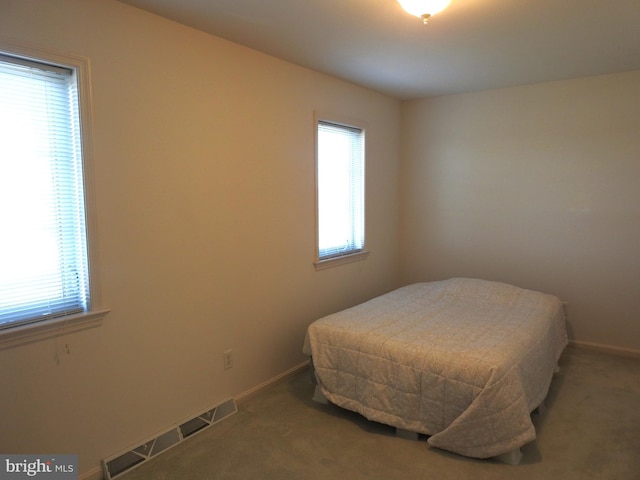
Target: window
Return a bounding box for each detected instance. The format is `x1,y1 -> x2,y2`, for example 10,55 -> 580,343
0,42 -> 107,346
315,117 -> 367,267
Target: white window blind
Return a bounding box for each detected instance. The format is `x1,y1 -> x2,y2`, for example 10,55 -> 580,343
317,120 -> 365,260
0,53 -> 90,330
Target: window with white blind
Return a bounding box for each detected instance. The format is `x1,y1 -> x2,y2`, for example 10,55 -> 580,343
0,43 -> 107,345
315,117 -> 367,267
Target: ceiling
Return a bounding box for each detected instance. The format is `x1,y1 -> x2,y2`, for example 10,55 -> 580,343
117,0 -> 640,100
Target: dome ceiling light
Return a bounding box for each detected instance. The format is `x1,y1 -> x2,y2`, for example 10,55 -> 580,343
397,0 -> 451,25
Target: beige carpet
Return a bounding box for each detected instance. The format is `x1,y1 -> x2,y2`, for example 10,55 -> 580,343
121,345 -> 640,480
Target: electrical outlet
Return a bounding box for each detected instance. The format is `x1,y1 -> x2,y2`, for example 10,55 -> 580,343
223,349 -> 233,370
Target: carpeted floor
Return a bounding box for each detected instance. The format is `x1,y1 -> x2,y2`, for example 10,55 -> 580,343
121,345 -> 640,479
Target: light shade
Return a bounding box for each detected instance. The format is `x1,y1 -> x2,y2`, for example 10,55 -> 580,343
397,0 -> 451,20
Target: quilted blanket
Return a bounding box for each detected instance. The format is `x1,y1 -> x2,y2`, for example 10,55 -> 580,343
303,278 -> 568,459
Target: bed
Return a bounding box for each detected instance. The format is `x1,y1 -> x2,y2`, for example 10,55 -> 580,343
303,278 -> 567,462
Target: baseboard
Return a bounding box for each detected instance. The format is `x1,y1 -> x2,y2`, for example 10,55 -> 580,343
235,359 -> 310,405
569,340 -> 640,359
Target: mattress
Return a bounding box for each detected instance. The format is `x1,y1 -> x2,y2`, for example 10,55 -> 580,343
303,278 -> 568,459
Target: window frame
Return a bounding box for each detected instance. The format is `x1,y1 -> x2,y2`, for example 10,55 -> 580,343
314,112 -> 369,270
0,38 -> 109,350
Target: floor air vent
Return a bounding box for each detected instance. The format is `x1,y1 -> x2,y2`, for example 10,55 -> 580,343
103,398 -> 237,479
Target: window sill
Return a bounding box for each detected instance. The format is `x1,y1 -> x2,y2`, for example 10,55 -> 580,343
0,309 -> 110,351
314,250 -> 370,271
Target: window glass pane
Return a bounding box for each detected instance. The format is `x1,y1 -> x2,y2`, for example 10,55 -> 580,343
317,121 -> 364,260
0,54 -> 89,329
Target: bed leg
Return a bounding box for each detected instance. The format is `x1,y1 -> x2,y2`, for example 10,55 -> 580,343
494,448 -> 523,465
312,385 -> 329,405
309,358 -> 317,384
396,428 -> 420,441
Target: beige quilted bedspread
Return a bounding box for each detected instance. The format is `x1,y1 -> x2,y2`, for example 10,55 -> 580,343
303,278 -> 568,459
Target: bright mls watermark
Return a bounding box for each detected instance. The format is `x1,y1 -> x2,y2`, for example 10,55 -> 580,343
0,455 -> 77,479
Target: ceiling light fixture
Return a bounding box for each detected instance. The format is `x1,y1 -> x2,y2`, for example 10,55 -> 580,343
397,0 -> 450,25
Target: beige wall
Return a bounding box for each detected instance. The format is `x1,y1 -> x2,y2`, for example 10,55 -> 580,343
0,0 -> 401,476
400,71 -> 640,352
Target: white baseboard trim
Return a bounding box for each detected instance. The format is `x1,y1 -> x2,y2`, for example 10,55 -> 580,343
235,359 -> 310,405
570,340 -> 640,359
80,466 -> 103,480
